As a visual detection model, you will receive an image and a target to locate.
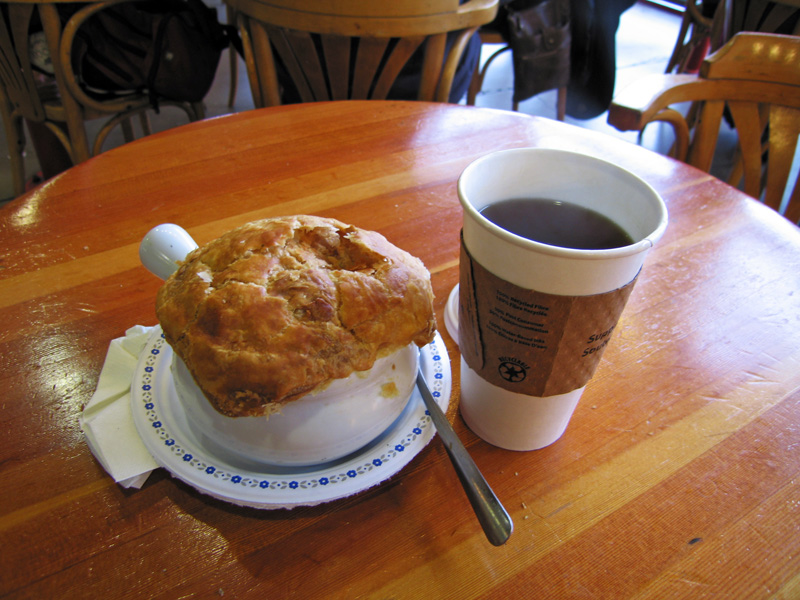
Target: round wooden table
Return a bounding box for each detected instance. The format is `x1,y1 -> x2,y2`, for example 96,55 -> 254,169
2,101 -> 799,599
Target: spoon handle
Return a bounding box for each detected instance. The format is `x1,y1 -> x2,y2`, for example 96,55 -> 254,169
416,369 -> 513,546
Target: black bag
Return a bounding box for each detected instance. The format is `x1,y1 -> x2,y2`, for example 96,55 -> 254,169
69,0 -> 239,109
504,0 -> 571,104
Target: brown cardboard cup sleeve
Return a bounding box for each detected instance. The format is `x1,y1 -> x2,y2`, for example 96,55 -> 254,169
459,236 -> 637,397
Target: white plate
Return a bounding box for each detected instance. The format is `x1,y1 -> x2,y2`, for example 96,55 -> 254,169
131,327 -> 451,509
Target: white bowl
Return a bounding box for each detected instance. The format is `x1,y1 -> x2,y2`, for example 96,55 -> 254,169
140,223 -> 421,468
171,344 -> 419,467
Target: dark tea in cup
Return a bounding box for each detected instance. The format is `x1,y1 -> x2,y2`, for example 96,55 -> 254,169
479,198 -> 634,250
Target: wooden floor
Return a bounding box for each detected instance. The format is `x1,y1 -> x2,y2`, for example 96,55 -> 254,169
0,2 -> 683,204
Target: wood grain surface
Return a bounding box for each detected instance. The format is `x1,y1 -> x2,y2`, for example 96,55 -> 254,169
1,101 -> 799,599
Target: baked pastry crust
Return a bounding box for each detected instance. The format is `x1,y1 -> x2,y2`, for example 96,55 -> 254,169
156,215 -> 436,417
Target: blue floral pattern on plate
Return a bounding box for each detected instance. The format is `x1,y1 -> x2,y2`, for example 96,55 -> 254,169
131,327 -> 451,509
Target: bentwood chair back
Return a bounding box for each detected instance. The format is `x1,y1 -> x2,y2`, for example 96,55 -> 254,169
0,3 -> 66,195
0,1 -> 202,196
608,32 -> 800,224
665,0 -> 730,74
665,0 -> 800,75
227,0 -> 498,106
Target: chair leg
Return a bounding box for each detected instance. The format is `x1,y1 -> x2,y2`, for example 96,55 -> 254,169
8,119 -> 27,196
467,58 -> 481,105
227,5 -> 238,108
556,86 -> 567,121
2,107 -> 26,196
468,45 -> 512,107
121,118 -> 136,143
190,101 -> 205,120
26,119 -> 73,181
138,112 -> 152,137
665,7 -> 694,73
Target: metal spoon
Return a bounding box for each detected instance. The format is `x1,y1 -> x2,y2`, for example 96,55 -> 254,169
416,366 -> 513,546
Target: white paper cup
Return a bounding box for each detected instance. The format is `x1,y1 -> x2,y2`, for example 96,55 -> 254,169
457,148 -> 667,450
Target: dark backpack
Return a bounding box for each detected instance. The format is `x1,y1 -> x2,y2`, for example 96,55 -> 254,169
69,0 -> 240,109
499,0 -> 571,104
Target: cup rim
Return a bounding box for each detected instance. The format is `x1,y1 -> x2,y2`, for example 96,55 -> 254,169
458,148 -> 669,260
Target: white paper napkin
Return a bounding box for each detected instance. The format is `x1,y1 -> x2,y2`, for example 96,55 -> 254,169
79,325 -> 159,488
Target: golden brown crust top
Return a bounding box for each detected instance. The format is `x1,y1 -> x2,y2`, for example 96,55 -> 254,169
156,216 -> 436,417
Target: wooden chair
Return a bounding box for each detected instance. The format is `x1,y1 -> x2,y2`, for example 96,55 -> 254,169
226,0 -> 498,106
666,0 -> 799,75
608,32 -> 800,224
665,0 -> 731,74
0,1 -> 203,196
